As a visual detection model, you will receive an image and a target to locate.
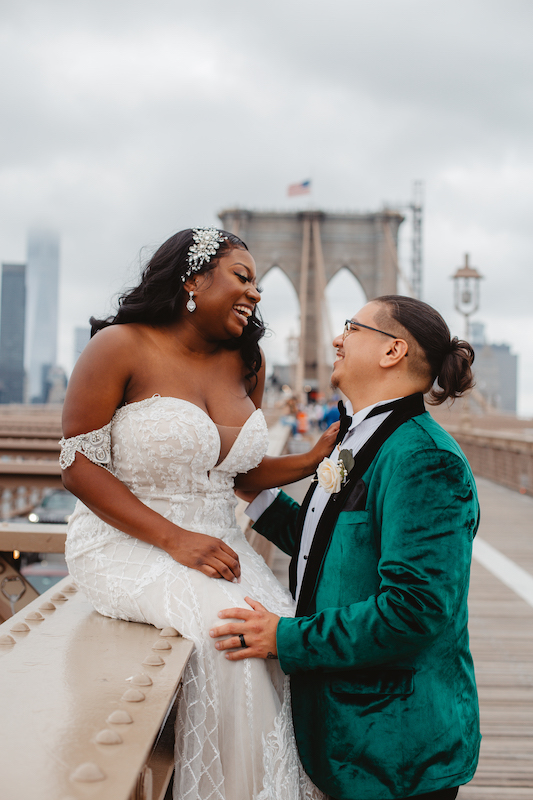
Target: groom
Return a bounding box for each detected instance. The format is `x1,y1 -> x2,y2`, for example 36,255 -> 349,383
211,297 -> 481,800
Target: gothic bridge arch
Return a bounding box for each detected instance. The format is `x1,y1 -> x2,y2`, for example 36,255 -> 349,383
218,209 -> 404,396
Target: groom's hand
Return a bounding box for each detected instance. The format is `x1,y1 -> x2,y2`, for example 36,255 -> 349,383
210,597 -> 280,660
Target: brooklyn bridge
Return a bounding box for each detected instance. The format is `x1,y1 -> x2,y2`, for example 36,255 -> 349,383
0,209 -> 532,799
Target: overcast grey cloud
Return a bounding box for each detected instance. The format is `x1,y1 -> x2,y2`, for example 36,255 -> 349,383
1,0 -> 532,410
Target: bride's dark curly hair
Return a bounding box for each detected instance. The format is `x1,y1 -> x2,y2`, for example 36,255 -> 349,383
90,229 -> 266,389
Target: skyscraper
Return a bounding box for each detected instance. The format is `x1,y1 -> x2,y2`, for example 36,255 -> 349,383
470,322 -> 518,413
0,263 -> 26,403
25,229 -> 60,403
74,326 -> 91,363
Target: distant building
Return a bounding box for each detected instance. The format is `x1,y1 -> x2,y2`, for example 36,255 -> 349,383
74,327 -> 91,363
269,364 -> 294,389
25,230 -> 60,403
470,322 -> 518,413
0,263 -> 26,403
45,364 -> 68,404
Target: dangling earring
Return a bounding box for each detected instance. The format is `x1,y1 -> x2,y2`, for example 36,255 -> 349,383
186,290 -> 196,313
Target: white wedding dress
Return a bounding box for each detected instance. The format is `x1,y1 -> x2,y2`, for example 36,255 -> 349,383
63,395 -> 324,800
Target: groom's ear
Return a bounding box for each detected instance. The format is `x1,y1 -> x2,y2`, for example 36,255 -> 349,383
379,338 -> 408,368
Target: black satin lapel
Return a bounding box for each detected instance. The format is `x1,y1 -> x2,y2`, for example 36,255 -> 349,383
288,479 -> 318,597
342,392 -> 425,483
295,393 -> 425,616
343,478 -> 368,512
295,477 -> 360,615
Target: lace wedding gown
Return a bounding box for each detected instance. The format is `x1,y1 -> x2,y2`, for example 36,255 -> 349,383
63,395 -> 324,800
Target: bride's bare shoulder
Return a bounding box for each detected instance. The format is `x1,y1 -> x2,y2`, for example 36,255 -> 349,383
89,322 -> 149,347
63,324 -> 154,435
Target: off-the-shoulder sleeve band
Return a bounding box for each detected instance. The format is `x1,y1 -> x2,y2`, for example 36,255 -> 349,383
59,423 -> 113,472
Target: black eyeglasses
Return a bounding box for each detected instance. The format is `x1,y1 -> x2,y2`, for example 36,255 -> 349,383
343,319 -> 398,340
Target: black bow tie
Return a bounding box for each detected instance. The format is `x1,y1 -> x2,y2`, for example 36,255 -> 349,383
336,400 -> 352,445
335,398 -> 405,446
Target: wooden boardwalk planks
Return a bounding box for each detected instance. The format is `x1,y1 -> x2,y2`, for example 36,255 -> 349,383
443,478 -> 533,798
459,558 -> 533,797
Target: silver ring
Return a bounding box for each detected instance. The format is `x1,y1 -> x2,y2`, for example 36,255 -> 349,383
239,634 -> 247,649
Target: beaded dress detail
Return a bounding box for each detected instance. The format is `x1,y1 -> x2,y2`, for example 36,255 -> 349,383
63,395 -> 324,800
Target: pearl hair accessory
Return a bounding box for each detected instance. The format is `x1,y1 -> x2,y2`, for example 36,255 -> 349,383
182,228 -> 228,282
186,291 -> 196,313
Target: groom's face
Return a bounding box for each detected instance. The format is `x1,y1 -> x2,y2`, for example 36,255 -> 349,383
331,302 -> 393,392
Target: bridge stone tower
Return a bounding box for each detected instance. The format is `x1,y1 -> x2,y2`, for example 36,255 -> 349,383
218,209 -> 404,397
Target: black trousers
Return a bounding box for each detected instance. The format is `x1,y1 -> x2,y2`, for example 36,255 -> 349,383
330,788 -> 459,800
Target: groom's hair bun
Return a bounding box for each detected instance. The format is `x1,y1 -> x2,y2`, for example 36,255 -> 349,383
374,295 -> 475,405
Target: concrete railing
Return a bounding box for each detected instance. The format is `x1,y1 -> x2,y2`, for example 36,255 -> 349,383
0,522 -> 67,619
0,576 -> 194,800
446,425 -> 533,496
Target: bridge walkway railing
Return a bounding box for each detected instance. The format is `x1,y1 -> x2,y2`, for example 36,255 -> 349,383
447,424 -> 533,497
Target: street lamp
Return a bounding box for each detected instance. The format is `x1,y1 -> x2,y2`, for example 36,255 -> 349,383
451,254 -> 483,339
451,254 -> 483,429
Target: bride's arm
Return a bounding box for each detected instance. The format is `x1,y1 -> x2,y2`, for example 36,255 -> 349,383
234,422 -> 339,492
242,349 -> 339,492
61,327 -> 241,581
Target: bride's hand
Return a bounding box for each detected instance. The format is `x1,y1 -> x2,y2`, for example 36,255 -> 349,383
168,529 -> 241,582
308,421 -> 340,467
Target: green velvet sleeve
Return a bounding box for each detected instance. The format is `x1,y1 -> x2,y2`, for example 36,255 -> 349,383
277,448 -> 480,674
251,489 -> 301,556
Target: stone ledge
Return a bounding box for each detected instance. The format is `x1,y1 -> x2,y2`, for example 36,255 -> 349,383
0,576 -> 193,800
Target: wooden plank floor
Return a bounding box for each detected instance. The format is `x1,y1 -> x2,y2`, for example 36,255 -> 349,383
270,474 -> 533,798
458,478 -> 533,799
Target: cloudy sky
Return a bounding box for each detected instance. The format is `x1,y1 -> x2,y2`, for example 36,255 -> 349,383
1,0 -> 532,412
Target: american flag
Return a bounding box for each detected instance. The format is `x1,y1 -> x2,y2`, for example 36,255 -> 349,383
287,180 -> 311,197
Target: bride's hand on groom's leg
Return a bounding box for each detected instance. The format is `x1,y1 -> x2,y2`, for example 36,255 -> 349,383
209,597 -> 280,660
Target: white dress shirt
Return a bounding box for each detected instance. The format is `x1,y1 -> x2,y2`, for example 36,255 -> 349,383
246,397 -> 403,602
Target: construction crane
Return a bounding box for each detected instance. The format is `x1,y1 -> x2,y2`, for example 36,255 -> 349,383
409,180 -> 424,299
384,181 -> 424,299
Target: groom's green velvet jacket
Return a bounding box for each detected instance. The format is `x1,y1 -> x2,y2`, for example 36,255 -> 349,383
253,402 -> 481,800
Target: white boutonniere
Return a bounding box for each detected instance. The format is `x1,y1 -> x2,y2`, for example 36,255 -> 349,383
316,449 -> 355,494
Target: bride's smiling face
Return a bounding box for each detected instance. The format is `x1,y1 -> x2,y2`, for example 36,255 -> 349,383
191,248 -> 261,340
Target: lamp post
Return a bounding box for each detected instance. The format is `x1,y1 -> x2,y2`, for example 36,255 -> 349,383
451,254 -> 483,340
451,254 -> 483,428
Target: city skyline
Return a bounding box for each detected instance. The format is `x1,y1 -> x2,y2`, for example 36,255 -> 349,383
0,220 -> 521,418
1,2 -> 532,412
0,230 -> 64,404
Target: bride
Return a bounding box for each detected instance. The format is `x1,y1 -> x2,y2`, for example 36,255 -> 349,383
60,228 -> 338,800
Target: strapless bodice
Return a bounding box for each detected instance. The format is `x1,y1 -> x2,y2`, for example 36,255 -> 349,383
107,395 -> 268,532
66,393 -> 268,554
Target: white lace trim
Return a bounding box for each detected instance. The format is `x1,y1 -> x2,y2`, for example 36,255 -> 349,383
258,679 -> 325,800
59,423 -> 113,472
112,393 -> 163,422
